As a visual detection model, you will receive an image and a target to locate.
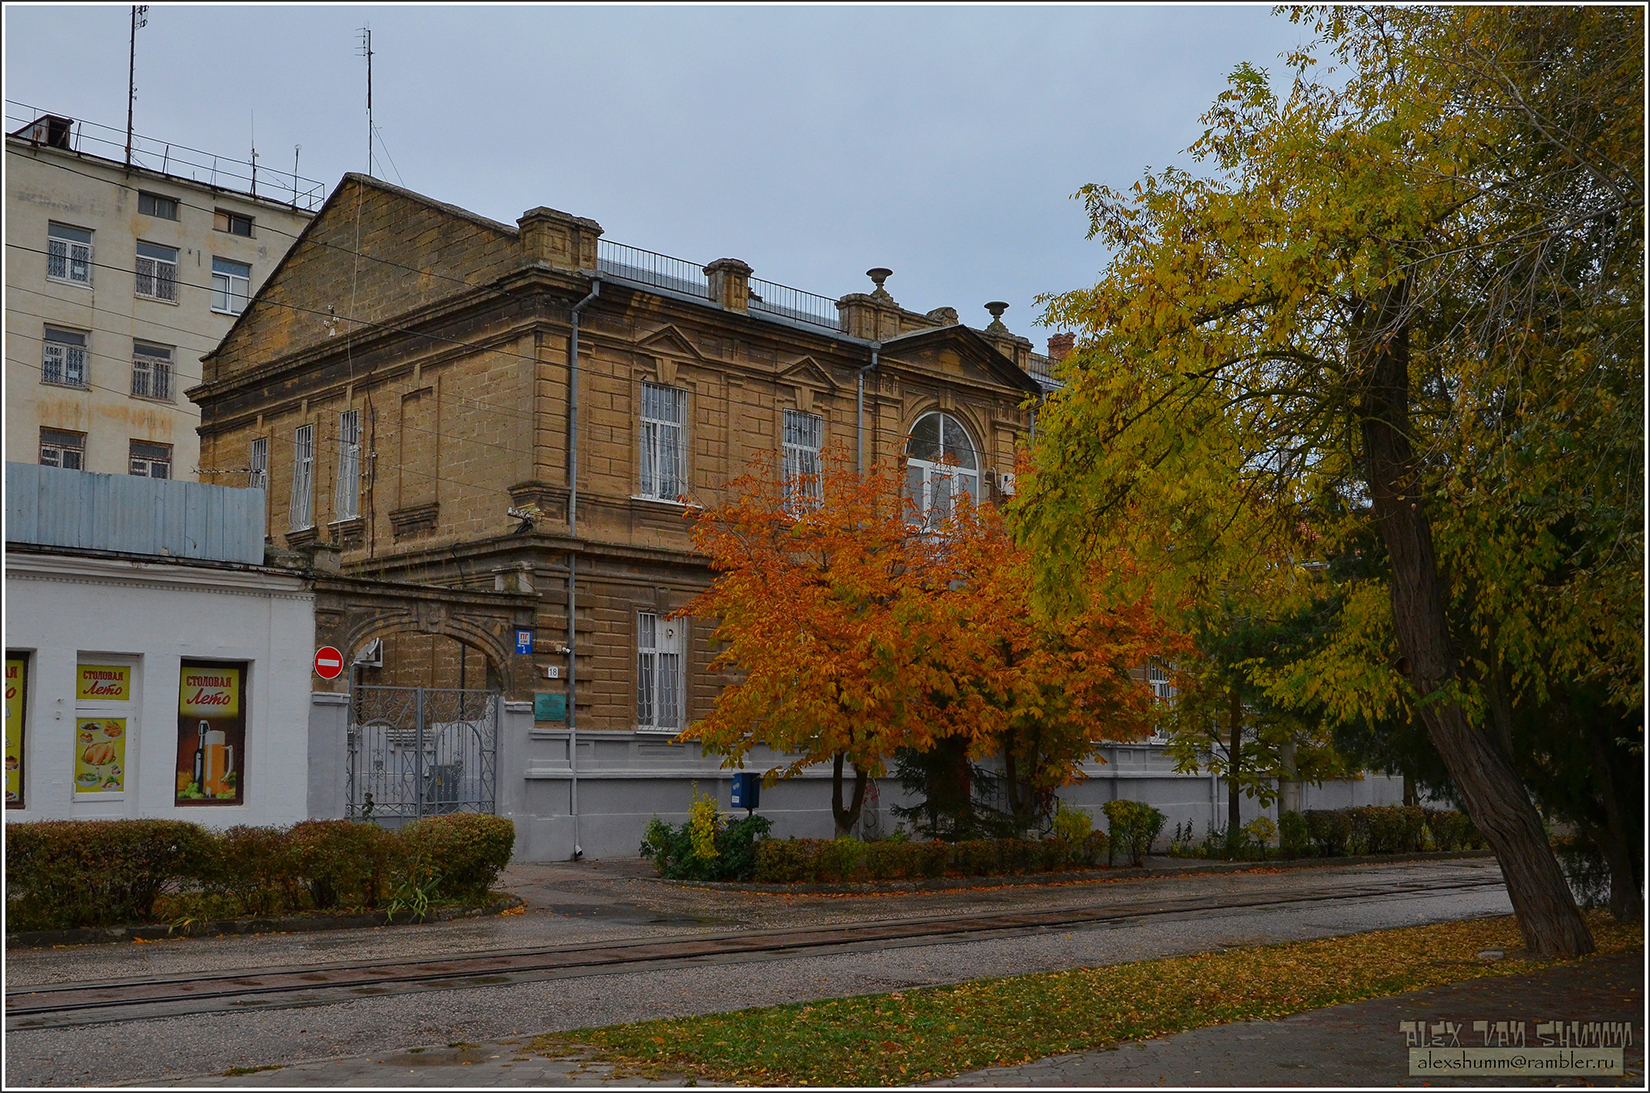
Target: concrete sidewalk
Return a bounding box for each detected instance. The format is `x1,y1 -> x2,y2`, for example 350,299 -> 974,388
131,951 -> 1641,1088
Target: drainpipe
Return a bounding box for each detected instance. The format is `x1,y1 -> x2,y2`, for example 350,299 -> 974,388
567,278 -> 599,861
855,343 -> 880,475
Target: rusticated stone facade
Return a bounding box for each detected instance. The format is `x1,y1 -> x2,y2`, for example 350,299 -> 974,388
191,173 -> 1046,730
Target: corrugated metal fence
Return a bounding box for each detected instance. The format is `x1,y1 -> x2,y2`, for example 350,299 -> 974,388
5,462 -> 266,564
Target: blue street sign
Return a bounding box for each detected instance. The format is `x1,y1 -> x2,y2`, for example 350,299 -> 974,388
515,629 -> 533,655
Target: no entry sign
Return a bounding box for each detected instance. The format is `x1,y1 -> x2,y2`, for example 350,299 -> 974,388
313,646 -> 345,680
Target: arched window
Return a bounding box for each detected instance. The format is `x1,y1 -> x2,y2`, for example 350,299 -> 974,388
905,411 -> 978,522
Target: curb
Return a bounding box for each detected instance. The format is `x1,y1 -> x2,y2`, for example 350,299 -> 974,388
5,893 -> 527,949
648,849 -> 1496,895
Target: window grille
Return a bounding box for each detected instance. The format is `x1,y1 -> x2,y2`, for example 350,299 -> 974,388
782,409 -> 824,506
249,437 -> 269,490
637,612 -> 684,732
41,326 -> 88,387
290,424 -> 315,530
211,257 -> 251,315
135,242 -> 178,302
334,409 -> 360,520
40,428 -> 85,471
213,209 -> 253,236
904,411 -> 979,524
129,439 -> 172,479
138,191 -> 178,219
130,342 -> 174,401
46,222 -> 92,284
639,382 -> 687,501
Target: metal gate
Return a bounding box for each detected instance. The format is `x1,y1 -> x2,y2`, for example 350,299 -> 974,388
347,686 -> 498,823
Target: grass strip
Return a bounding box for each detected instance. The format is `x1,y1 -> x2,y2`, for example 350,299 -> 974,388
532,912 -> 1640,1086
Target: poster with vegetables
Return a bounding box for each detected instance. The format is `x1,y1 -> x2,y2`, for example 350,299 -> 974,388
5,655 -> 25,808
175,661 -> 246,805
74,717 -> 126,793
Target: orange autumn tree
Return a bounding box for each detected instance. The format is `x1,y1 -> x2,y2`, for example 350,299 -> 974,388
678,448 -> 1175,837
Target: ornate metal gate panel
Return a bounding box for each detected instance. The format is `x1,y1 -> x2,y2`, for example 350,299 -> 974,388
347,686 -> 497,823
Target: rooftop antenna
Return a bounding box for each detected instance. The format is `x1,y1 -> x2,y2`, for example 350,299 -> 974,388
358,24 -> 374,176
292,144 -> 302,209
249,111 -> 258,197
124,5 -> 148,169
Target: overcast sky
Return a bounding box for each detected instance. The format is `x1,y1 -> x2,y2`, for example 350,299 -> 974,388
4,5 -> 1312,346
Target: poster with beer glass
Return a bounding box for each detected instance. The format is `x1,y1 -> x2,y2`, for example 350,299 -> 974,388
6,655 -> 27,808
175,661 -> 247,805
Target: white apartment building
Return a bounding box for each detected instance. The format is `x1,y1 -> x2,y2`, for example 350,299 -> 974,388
5,111 -> 317,482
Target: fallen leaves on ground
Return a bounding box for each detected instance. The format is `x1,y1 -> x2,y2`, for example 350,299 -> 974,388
530,913 -> 1640,1087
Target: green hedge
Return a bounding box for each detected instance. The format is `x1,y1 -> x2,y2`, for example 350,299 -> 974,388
4,815 -> 516,932
1295,806 -> 1482,858
749,832 -> 1112,884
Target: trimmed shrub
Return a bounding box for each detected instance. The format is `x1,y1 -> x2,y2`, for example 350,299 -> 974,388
1036,836 -> 1073,872
5,819 -> 214,931
641,811 -> 772,882
1425,808 -> 1485,851
950,839 -> 1001,877
811,838 -> 864,882
1051,802 -> 1093,843
1304,809 -> 1353,856
917,839 -> 949,878
287,819 -> 397,910
1359,806 -> 1427,854
201,825 -> 303,916
995,838 -> 1040,875
753,838 -> 813,883
1278,810 -> 1310,859
1077,829 -> 1110,867
1102,800 -> 1167,866
401,813 -> 517,902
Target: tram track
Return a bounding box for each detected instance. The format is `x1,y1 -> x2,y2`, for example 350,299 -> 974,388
4,875 -> 1506,1030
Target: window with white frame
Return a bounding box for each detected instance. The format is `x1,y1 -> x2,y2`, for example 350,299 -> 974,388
40,428 -> 85,470
41,326 -> 89,388
46,222 -> 93,285
130,342 -> 174,401
249,437 -> 269,490
1146,659 -> 1176,743
210,257 -> 251,315
639,382 -> 687,501
636,612 -> 684,732
290,424 -> 315,530
782,408 -> 824,507
135,242 -> 178,302
138,191 -> 179,220
904,411 -> 979,524
334,409 -> 360,520
129,439 -> 172,479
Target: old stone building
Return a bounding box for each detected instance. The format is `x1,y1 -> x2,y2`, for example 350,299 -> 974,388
190,174 -> 1406,857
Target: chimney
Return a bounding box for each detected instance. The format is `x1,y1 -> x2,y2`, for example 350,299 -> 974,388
517,207 -> 603,273
1048,333 -> 1075,363
704,258 -> 753,313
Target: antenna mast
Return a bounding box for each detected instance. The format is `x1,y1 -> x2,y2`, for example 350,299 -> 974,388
358,24 -> 374,176
125,5 -> 148,169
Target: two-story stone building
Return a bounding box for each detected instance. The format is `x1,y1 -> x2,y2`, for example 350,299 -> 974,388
188,173 -> 1071,853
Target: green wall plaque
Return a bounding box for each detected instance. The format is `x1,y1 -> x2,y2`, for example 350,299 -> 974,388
534,692 -> 567,722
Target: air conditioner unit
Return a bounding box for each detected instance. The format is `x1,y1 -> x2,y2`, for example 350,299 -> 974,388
353,638 -> 383,668
998,472 -> 1017,496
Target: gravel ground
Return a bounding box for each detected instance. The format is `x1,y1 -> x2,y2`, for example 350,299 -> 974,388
5,862 -> 1513,1088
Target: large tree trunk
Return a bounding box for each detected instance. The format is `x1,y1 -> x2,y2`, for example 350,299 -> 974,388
831,751 -> 868,838
1355,284 -> 1594,957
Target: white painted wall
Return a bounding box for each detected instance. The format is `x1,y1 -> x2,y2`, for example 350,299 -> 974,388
5,550 -> 314,827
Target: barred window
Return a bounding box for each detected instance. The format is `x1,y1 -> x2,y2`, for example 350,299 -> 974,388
40,428 -> 85,471
782,409 -> 824,507
334,409 -> 360,520
249,437 -> 269,490
129,439 -> 172,479
290,424 -> 315,530
639,382 -> 687,501
130,342 -> 174,401
636,612 -> 684,732
135,241 -> 178,302
210,257 -> 251,315
46,222 -> 92,285
41,326 -> 88,388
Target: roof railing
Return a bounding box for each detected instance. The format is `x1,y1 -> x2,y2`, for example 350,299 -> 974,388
6,100 -> 328,211
748,276 -> 841,331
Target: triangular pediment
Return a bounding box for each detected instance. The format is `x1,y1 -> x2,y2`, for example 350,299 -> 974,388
635,324 -> 708,362
877,325 -> 1043,396
777,356 -> 840,390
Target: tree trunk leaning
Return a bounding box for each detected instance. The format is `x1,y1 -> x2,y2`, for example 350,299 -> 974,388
1355,284 -> 1594,957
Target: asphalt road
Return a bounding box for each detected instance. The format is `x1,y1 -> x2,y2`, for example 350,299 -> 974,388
4,857 -> 1513,1087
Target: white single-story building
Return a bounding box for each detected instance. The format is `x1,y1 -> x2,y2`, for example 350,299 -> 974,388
5,463 -> 315,826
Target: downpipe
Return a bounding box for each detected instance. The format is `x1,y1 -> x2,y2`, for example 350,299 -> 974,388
567,278 -> 599,861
